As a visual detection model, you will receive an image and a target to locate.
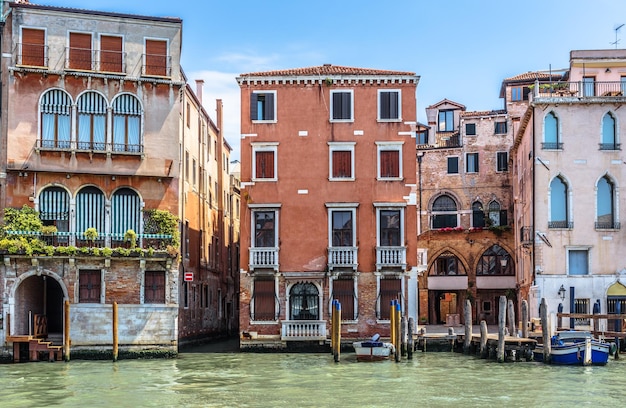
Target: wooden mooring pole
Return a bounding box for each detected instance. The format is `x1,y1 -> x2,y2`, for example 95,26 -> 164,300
507,299 -> 516,337
497,295 -> 506,363
64,300 -> 70,362
480,320 -> 488,358
407,317 -> 414,359
401,316 -> 408,357
464,299 -> 472,354
390,300 -> 396,360
112,301 -> 119,362
333,300 -> 341,362
521,300 -> 529,339
540,298 -> 551,363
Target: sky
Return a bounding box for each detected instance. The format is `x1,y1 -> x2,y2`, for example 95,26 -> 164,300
35,0 -> 626,161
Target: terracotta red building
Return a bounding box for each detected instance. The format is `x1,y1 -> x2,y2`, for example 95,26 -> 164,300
237,65 -> 419,349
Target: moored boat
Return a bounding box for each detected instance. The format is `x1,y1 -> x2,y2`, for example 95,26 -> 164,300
353,334 -> 395,361
533,331 -> 611,365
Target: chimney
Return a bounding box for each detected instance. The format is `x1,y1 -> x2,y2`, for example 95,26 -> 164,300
216,99 -> 223,134
195,79 -> 204,105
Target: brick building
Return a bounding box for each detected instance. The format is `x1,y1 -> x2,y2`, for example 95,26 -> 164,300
237,65 -> 419,348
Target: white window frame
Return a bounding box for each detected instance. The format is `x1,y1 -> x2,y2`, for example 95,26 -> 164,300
249,204 -> 280,249
251,142 -> 278,182
374,203 -> 405,247
465,152 -> 479,174
328,142 -> 355,181
251,90 -> 277,123
377,89 -> 401,122
327,203 -> 358,247
376,141 -> 403,181
566,246 -> 591,276
330,89 -> 354,122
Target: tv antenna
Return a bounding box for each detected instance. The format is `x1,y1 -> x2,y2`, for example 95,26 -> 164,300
611,24 -> 624,48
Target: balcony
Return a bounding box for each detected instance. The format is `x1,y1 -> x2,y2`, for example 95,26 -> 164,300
328,246 -> 358,271
15,43 -> 49,68
599,143 -> 621,151
595,221 -> 620,230
37,139 -> 143,155
532,81 -> 626,100
249,247 -> 279,272
281,320 -> 327,341
142,54 -> 172,77
376,246 -> 407,271
548,221 -> 573,229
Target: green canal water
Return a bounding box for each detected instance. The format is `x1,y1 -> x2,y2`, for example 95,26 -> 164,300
1,341 -> 625,407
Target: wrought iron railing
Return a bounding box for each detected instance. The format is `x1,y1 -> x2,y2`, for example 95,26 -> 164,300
548,221 -> 573,229
15,43 -> 49,67
38,139 -> 143,154
595,221 -> 620,230
599,143 -> 621,151
541,142 -> 563,150
5,230 -> 173,250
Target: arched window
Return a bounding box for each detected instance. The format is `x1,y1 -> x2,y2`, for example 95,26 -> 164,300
111,188 -> 142,243
39,186 -> 70,245
543,111 -> 560,149
290,283 -> 319,320
597,175 -> 617,229
488,201 -> 506,227
477,245 -> 513,275
40,89 -> 71,149
430,252 -> 466,276
77,91 -> 107,151
601,112 -> 618,150
550,176 -> 570,228
472,201 -> 485,228
431,195 -> 458,229
76,186 -> 105,244
112,94 -> 142,153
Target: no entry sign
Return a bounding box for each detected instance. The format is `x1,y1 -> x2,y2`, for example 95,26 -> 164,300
184,272 -> 193,282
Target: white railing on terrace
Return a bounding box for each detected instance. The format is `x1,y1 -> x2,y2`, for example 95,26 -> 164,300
249,247 -> 279,271
532,80 -> 626,99
281,320 -> 327,341
376,246 -> 407,271
328,246 -> 358,270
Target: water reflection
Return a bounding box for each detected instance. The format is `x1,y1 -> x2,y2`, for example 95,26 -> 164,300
1,343 -> 625,407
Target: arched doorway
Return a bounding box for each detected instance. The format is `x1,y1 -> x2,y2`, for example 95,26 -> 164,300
13,273 -> 66,337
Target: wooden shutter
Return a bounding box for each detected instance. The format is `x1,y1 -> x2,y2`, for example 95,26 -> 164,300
145,271 -> 165,303
332,150 -> 351,178
379,278 -> 401,320
254,279 -> 276,321
380,150 -> 399,177
255,151 -> 274,179
69,32 -> 92,70
21,28 -> 45,67
100,35 -> 122,73
380,91 -> 398,119
79,270 -> 101,303
145,39 -> 167,76
333,279 -> 355,320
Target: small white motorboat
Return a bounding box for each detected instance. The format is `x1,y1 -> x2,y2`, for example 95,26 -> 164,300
352,334 -> 395,362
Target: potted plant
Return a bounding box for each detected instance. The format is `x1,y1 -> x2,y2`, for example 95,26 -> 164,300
124,229 -> 137,249
84,227 -> 98,247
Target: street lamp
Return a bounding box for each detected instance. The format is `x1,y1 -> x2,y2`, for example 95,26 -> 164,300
558,284 -> 566,301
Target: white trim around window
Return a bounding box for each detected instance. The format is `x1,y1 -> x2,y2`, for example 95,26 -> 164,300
377,89 -> 402,122
566,246 -> 591,276
374,202 -> 406,246
251,142 -> 278,182
330,89 -> 354,122
328,142 -> 355,181
326,203 -> 358,247
251,90 -> 277,123
376,141 -> 403,180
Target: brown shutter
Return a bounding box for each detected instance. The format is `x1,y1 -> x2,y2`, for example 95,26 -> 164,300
145,271 -> 165,303
21,28 -> 45,67
79,270 -> 101,303
69,32 -> 92,70
145,39 -> 167,76
254,279 -> 276,321
379,278 -> 401,320
100,35 -> 122,73
332,279 -> 355,320
332,150 -> 351,178
256,151 -> 274,179
380,150 -> 399,178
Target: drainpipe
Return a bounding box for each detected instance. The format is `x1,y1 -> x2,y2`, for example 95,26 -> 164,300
417,152 -> 423,235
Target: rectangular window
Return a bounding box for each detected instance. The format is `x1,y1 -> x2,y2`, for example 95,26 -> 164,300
69,32 -> 92,71
79,270 -> 101,303
192,158 -> 197,187
144,39 -> 168,76
253,278 -> 276,321
438,110 -> 454,132
332,150 -> 352,179
583,76 -> 595,97
568,249 -> 589,275
185,151 -> 189,181
377,142 -> 403,179
378,90 -> 400,120
466,152 -> 479,173
145,271 -> 166,303
511,87 -> 522,101
331,91 -> 353,121
332,211 -> 354,247
100,35 -> 122,73
495,121 -> 507,134
20,28 -> 46,67
447,157 -> 459,174
254,150 -> 275,180
379,209 -> 401,246
332,279 -> 355,321
254,211 -> 276,247
465,123 -> 476,136
379,278 -> 401,320
250,92 -> 276,121
416,130 -> 428,145
497,152 -> 509,172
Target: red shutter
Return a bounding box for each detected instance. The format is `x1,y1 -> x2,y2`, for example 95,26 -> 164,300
332,150 -> 351,178
145,39 -> 167,76
69,32 -> 92,70
380,150 -> 400,178
332,279 -> 355,320
254,279 -> 276,321
256,151 -> 275,179
379,278 -> 401,320
100,35 -> 122,73
21,28 -> 45,67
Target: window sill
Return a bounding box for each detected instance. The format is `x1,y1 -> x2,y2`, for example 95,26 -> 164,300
377,177 -> 403,182
250,320 -> 279,325
329,177 -> 355,182
377,118 -> 402,123
251,119 -> 277,124
330,119 -> 354,123
251,177 -> 277,182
